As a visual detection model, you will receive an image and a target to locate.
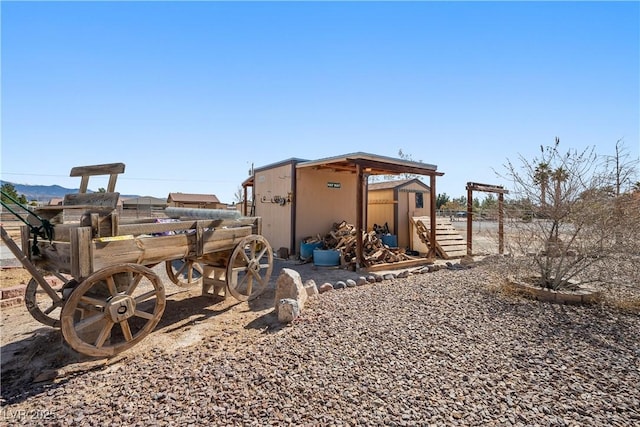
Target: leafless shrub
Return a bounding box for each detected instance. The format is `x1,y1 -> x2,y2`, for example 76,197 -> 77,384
500,138 -> 639,291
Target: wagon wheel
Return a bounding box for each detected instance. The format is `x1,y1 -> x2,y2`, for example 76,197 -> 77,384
61,263 -> 166,357
24,273 -> 75,328
165,259 -> 203,287
226,235 -> 273,301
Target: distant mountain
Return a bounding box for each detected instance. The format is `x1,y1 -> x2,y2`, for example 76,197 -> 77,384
1,181 -> 139,202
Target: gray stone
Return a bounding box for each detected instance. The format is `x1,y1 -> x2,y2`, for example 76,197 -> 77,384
356,277 -> 368,286
277,298 -> 300,323
367,275 -> 376,283
397,270 -> 410,278
334,281 -> 346,289
274,268 -> 307,314
346,279 -> 356,287
383,273 -> 395,281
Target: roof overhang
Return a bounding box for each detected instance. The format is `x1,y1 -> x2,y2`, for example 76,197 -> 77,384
296,152 -> 444,177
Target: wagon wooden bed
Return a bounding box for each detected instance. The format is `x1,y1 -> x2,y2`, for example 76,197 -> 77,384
0,163 -> 273,357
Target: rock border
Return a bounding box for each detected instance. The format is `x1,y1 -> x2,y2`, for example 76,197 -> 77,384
507,277 -> 601,305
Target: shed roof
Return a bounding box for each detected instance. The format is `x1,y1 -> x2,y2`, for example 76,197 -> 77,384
296,152 -> 443,177
167,193 -> 220,203
368,178 -> 431,192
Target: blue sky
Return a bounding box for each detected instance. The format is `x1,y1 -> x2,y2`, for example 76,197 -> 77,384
2,1 -> 638,202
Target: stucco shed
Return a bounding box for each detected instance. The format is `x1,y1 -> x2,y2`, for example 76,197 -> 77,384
242,152 -> 444,268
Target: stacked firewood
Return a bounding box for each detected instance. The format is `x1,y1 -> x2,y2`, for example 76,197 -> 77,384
304,221 -> 416,267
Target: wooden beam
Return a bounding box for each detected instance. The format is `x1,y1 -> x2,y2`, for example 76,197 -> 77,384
466,182 -> 509,194
356,164 -> 364,269
70,163 -> 126,177
498,193 -> 505,254
429,174 -> 437,258
351,158 -> 444,177
467,186 -> 473,256
361,257 -> 434,272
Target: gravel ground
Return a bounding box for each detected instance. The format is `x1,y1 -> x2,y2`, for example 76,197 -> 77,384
2,259 -> 639,426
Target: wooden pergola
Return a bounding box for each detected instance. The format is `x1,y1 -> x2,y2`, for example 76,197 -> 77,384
465,182 -> 509,255
292,153 -> 444,269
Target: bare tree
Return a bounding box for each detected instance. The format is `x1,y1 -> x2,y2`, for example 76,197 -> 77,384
502,139 -> 627,290
601,138 -> 639,196
233,186 -> 244,204
383,149 -> 424,181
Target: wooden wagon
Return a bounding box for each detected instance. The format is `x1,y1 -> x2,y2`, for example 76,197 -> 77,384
0,163 -> 273,357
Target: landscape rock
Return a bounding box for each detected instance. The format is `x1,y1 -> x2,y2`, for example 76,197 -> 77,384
318,283 -> 334,293
303,279 -> 319,297
460,255 -> 476,267
277,298 -> 300,323
356,277 -> 368,286
274,268 -> 307,314
334,281 -> 346,290
345,279 -> 356,288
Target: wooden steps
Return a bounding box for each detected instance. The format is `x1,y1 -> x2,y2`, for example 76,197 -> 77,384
411,216 -> 467,259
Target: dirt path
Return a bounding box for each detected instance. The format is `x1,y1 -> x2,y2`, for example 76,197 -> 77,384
0,256 -> 370,399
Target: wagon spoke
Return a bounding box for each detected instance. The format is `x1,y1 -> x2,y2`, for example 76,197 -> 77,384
250,269 -> 267,285
120,320 -> 133,342
80,295 -> 108,308
165,259 -> 203,288
94,320 -> 115,348
106,276 -> 118,296
125,273 -> 144,295
256,246 -> 269,260
61,264 -> 166,357
176,262 -> 188,277
43,300 -> 64,315
240,250 -> 252,265
135,290 -> 159,303
25,277 -> 64,328
226,235 -> 273,302
75,312 -> 106,332
247,267 -> 262,282
238,274 -> 253,296
134,309 -> 155,320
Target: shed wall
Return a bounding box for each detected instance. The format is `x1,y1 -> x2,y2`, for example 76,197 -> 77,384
253,164 -> 294,253
295,168 -> 359,253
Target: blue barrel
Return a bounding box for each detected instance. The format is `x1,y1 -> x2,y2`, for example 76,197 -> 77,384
381,234 -> 398,248
313,249 -> 340,266
300,241 -> 323,259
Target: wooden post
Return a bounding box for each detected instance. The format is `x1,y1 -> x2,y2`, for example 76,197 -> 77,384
243,186 -> 248,216
429,174 -> 437,258
498,192 -> 504,254
467,186 -> 473,256
355,164 -> 364,270
465,182 -> 509,256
